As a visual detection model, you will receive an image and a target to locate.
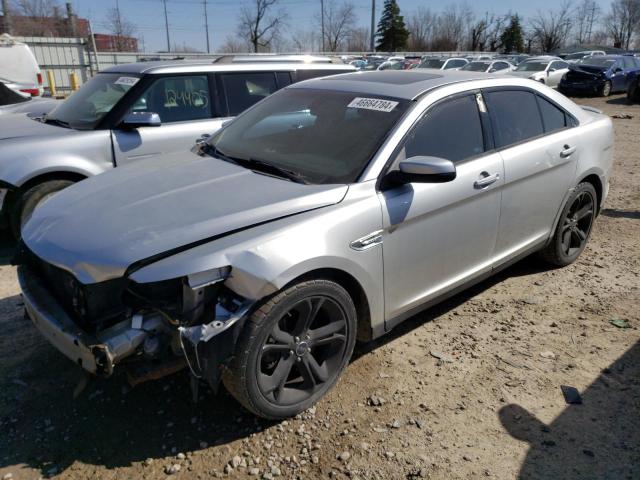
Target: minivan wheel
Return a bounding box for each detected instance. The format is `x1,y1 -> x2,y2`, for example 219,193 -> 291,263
10,180 -> 75,238
600,81 -> 612,97
223,279 -> 357,419
540,182 -> 597,267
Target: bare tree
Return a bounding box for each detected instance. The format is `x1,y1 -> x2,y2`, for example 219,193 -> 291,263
468,12 -> 505,51
530,1 -> 573,52
604,0 -> 640,49
574,0 -> 601,44
290,30 -> 321,52
237,0 -> 286,53
346,27 -> 369,51
105,6 -> 136,52
316,0 -> 355,52
11,0 -> 60,36
431,4 -> 472,51
219,35 -> 249,53
406,6 -> 435,51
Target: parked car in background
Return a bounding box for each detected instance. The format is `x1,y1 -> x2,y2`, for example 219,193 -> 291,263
417,57 -> 469,70
0,80 -> 60,116
495,54 -> 530,65
508,57 -> 570,88
0,61 -> 355,236
562,50 -> 606,63
559,55 -> 640,97
18,70 -> 612,419
349,59 -> 367,70
377,60 -> 404,70
0,34 -> 43,97
461,60 -> 515,73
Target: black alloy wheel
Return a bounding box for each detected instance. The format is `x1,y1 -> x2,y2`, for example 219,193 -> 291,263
257,296 -> 348,406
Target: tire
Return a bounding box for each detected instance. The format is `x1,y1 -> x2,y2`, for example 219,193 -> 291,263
627,81 -> 639,105
223,279 -> 357,419
599,81 -> 611,97
10,180 -> 75,238
540,182 -> 597,267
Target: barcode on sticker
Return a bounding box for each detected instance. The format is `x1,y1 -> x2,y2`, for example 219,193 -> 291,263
114,76 -> 139,87
347,97 -> 398,112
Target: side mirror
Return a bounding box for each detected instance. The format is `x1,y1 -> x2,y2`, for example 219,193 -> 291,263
384,156 -> 456,187
120,111 -> 161,129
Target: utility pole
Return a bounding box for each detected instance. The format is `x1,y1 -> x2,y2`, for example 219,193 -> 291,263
204,0 -> 210,53
162,0 -> 170,52
2,0 -> 12,35
320,0 -> 325,52
369,0 -> 375,52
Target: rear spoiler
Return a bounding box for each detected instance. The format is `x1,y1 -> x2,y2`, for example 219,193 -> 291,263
581,105 -> 603,115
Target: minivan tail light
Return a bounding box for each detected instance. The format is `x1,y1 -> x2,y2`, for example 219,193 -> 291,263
37,73 -> 43,85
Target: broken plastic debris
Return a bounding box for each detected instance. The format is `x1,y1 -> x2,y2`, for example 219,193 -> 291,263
609,318 -> 630,328
560,385 -> 582,404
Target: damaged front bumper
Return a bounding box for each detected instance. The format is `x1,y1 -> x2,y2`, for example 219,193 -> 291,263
19,266 -> 166,376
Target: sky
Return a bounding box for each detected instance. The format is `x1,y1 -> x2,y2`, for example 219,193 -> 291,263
66,0 -> 605,53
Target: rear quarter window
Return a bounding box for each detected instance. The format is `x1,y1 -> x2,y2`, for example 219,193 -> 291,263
536,95 -> 568,133
485,90 -> 544,148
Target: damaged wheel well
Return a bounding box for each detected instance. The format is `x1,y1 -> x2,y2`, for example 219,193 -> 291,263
285,268 -> 372,342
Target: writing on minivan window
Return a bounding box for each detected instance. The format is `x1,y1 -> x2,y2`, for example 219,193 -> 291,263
164,89 -> 209,109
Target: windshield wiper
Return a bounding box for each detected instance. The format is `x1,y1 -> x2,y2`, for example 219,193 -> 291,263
203,144 -> 308,184
41,115 -> 71,129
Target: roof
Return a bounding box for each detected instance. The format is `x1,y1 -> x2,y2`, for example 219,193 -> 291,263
102,61 -> 355,75
288,70 -> 496,100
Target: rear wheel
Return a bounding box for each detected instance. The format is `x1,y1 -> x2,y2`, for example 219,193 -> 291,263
599,81 -> 612,97
223,279 -> 357,419
10,180 -> 75,238
540,182 -> 597,267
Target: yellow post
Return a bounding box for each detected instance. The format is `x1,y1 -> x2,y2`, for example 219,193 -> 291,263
46,70 -> 57,97
69,72 -> 79,92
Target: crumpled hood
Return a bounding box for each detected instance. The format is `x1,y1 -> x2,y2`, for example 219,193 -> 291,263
568,65 -> 607,76
0,112 -> 71,140
23,150 -> 348,284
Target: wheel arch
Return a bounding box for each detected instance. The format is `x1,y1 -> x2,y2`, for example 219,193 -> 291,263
282,267 -> 373,342
578,173 -> 603,215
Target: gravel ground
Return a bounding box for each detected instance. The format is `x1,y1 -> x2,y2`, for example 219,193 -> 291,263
0,94 -> 638,480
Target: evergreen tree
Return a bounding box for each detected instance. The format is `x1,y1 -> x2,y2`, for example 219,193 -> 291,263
500,15 -> 525,53
375,0 -> 409,51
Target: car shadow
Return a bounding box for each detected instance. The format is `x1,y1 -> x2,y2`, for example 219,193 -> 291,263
605,96 -> 632,106
601,208 -> 640,220
0,254 -> 561,476
498,341 -> 639,479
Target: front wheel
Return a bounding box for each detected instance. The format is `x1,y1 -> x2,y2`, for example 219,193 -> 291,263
599,81 -> 612,97
10,180 -> 75,238
540,182 -> 597,267
223,279 -> 357,419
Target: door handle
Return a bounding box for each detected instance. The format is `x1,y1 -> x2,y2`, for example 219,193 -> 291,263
560,144 -> 576,158
474,172 -> 500,188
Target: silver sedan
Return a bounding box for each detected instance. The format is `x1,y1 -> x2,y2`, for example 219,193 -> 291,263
18,70 -> 613,419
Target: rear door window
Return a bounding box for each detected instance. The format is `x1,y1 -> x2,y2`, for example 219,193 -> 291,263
132,75 -> 212,123
401,95 -> 485,163
536,95 -> 568,133
623,56 -> 635,69
485,90 -> 544,148
220,72 -> 278,116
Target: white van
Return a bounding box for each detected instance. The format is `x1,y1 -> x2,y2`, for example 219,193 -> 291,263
0,34 -> 43,96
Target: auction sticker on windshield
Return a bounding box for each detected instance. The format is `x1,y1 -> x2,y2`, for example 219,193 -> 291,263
348,97 -> 399,112
114,77 -> 139,87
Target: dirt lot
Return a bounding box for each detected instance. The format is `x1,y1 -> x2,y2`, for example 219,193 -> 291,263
0,94 -> 638,480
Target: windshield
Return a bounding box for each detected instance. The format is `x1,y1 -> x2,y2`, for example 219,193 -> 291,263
46,73 -> 139,129
419,58 -> 445,69
208,88 -> 409,185
462,62 -> 490,72
515,62 -> 547,72
576,57 -> 616,68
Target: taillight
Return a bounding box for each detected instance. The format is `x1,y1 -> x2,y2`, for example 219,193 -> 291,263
20,88 -> 40,96
37,73 -> 43,85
